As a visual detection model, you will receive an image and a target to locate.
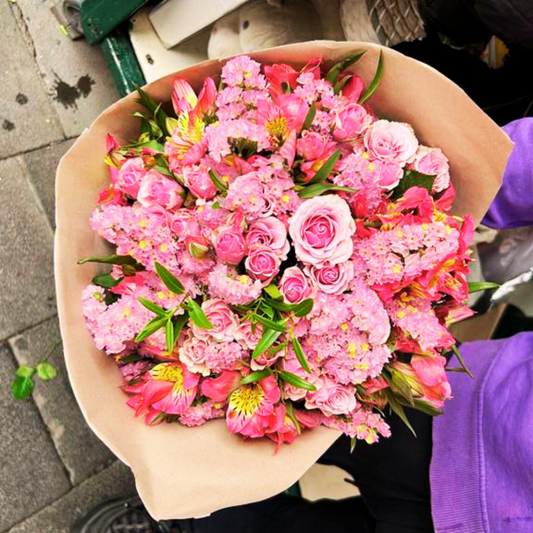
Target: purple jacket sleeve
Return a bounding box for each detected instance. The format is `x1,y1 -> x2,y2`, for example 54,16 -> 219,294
481,118 -> 533,229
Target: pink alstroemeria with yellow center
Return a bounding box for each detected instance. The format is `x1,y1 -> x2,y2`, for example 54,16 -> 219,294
140,362 -> 199,415
166,77 -> 217,170
226,375 -> 281,438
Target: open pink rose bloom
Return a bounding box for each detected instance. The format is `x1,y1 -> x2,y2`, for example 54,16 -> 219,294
55,42 -> 512,519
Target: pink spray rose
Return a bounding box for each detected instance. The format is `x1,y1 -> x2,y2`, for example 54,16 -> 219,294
364,120 -> 419,166
373,159 -> 404,190
289,195 -> 355,266
183,166 -> 218,200
116,157 -> 147,198
409,146 -> 451,192
332,103 -> 372,142
169,211 -> 201,239
306,260 -> 354,295
245,247 -> 281,282
178,335 -> 210,376
191,298 -> 239,342
305,377 -> 357,417
278,266 -> 314,304
296,131 -> 327,161
214,226 -> 247,265
137,171 -> 185,210
246,217 -> 289,259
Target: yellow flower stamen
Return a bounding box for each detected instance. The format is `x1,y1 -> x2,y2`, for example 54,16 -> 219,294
362,151 -> 370,160
151,363 -> 184,387
139,240 -> 148,250
367,162 -> 375,172
340,322 -> 349,331
157,291 -> 167,300
160,244 -> 168,253
229,384 -> 264,417
281,194 -> 290,204
397,311 -> 406,319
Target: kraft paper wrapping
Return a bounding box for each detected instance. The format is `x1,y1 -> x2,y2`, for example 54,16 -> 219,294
55,41 -> 513,520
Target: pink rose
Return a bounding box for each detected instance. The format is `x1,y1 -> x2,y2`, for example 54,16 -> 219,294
234,320 -> 263,350
332,103 -> 372,142
214,226 -> 247,265
279,266 -> 314,304
296,131 -> 327,161
191,298 -> 239,342
305,377 -> 357,416
246,217 -> 289,259
137,171 -> 185,210
289,195 -> 355,266
364,120 -> 419,166
306,261 -> 354,295
169,211 -> 201,239
409,146 -> 450,193
245,247 -> 281,282
178,336 -> 210,376
183,166 -> 218,200
116,157 -> 147,198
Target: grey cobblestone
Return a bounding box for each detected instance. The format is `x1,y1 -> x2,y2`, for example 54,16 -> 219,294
9,317 -> 116,486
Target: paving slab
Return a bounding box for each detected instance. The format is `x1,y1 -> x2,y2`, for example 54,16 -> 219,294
10,0 -> 120,138
8,317 -> 116,486
6,460 -> 136,533
0,157 -> 56,340
0,1 -> 63,159
21,138 -> 76,229
0,343 -> 71,532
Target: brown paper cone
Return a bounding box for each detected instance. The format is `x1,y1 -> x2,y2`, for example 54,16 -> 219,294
55,41 -> 513,520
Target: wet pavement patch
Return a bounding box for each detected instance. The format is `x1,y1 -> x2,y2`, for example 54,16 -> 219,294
53,74 -> 96,109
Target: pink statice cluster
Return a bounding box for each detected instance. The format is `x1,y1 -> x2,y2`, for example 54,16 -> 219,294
81,52 -> 474,447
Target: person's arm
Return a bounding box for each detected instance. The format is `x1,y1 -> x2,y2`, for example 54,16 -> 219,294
482,118 -> 533,229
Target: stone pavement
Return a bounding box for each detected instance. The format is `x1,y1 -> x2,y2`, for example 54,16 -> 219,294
0,1 -> 137,531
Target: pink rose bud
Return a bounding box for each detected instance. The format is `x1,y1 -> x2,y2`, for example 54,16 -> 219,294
409,146 -> 451,193
169,211 -> 201,239
364,119 -> 419,166
246,217 -> 289,259
341,74 -> 365,102
306,261 -> 354,295
183,166 -> 218,200
333,103 -> 372,142
245,247 -> 281,282
289,195 -> 356,266
137,171 -> 185,210
214,226 -> 247,265
187,235 -> 210,258
296,131 -> 327,161
116,157 -> 147,198
279,266 -> 313,304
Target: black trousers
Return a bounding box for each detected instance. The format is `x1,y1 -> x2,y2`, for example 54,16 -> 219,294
171,408 -> 434,533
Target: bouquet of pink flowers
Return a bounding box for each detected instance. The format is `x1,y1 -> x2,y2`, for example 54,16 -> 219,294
80,51 -> 476,449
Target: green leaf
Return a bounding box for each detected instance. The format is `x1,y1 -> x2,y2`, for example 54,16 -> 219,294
208,170 -> 229,192
264,298 -> 297,312
173,312 -> 189,344
240,368 -> 272,385
252,328 -> 283,359
467,281 -> 500,293
333,74 -> 353,95
386,369 -> 414,407
386,391 -> 416,437
122,265 -> 138,277
277,370 -> 316,392
134,315 -> 168,343
306,149 -> 341,185
92,273 -> 123,288
292,337 -> 311,373
138,296 -> 169,317
285,402 -> 301,434
258,303 -> 275,319
265,340 -> 288,358
36,362 -> 58,381
299,183 -> 357,199
253,314 -> 287,332
264,284 -> 283,300
135,86 -> 170,136
391,170 -> 436,200
154,262 -> 185,295
293,298 -> 314,317
412,399 -> 444,416
326,50 -> 367,85
358,50 -> 384,104
78,254 -> 141,267
119,353 -> 144,363
451,344 -> 474,379
11,376 -> 34,400
165,318 -> 175,353
187,298 -> 213,330
301,104 -> 316,131
16,365 -> 35,379
350,437 -> 357,453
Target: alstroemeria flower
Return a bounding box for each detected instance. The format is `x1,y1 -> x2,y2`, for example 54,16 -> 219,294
134,362 -> 200,416
226,375 -> 281,438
